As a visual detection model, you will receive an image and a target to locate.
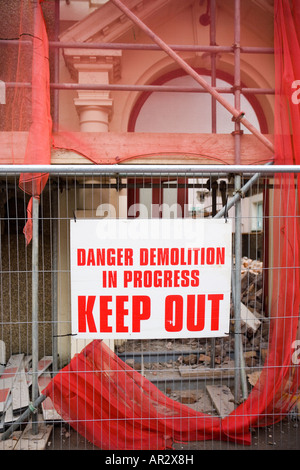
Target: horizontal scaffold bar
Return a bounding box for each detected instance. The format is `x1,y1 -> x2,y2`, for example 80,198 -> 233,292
1,163 -> 300,177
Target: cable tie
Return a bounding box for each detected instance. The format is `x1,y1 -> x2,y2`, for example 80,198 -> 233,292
29,402 -> 37,414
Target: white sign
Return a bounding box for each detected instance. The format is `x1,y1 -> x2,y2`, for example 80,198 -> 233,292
70,218 -> 232,340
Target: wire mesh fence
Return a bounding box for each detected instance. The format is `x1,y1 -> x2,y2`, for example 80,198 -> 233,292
0,165 -> 299,451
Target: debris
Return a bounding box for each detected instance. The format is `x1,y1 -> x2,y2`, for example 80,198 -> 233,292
178,391 -> 197,404
0,341 -> 5,377
243,350 -> 257,367
0,352 -> 57,447
206,385 -> 235,418
13,414 -> 52,450
198,354 -> 211,364
0,431 -> 22,450
0,354 -> 24,415
247,370 -> 261,386
38,374 -> 61,422
182,354 -> 198,365
240,303 -> 261,334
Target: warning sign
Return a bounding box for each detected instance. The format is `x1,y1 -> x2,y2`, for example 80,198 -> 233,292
70,218 -> 232,339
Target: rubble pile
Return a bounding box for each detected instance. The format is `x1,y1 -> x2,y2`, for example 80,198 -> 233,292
120,257 -> 269,374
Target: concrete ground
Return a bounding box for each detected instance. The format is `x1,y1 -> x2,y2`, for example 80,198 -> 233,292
46,416 -> 300,451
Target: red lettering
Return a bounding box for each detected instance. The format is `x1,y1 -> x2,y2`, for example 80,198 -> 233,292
181,270 -> 189,287
144,270 -> 152,287
96,249 -> 105,265
216,247 -> 225,265
78,296 -> 96,333
100,296 -> 112,332
208,294 -> 224,330
190,269 -> 200,287
163,270 -> 173,287
153,270 -> 162,287
149,248 -> 156,265
124,248 -> 133,266
165,295 -> 183,332
140,248 -> 148,265
77,249 -> 85,266
187,295 -> 205,331
170,248 -> 179,265
108,271 -> 117,288
193,248 -> 200,264
132,296 -> 151,332
157,248 -> 169,265
87,249 -> 95,266
200,247 -> 205,264
173,270 -> 180,287
206,247 -> 215,265
124,271 -> 132,288
117,248 -> 123,265
116,296 -> 128,332
134,270 -> 143,287
107,249 -> 115,265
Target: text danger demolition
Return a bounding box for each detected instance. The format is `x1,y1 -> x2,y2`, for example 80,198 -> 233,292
76,246 -> 227,335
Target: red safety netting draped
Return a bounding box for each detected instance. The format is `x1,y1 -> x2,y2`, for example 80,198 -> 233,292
1,0 -> 52,243
40,0 -> 300,450
44,339 -> 249,450
221,0 -> 300,439
19,0 -> 52,243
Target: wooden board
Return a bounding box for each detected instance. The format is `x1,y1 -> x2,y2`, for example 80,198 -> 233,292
10,363 -> 29,414
0,355 -> 24,414
26,356 -> 53,387
240,302 -> 261,334
179,364 -> 236,379
14,414 -> 53,451
0,341 -> 5,377
0,431 -> 22,450
206,385 -> 235,418
38,374 -> 61,422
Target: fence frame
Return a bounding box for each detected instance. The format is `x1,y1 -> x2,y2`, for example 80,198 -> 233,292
0,162 -> 299,442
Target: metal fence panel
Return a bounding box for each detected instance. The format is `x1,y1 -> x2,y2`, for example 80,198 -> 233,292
0,165 -> 299,450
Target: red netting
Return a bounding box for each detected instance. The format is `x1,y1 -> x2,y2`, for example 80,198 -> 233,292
0,0 -> 52,243
44,339 -> 250,450
42,0 -> 300,450
2,0 -> 299,450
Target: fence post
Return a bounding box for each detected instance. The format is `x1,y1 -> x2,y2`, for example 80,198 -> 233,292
51,189 -> 58,375
234,175 -> 242,401
31,196 -> 39,434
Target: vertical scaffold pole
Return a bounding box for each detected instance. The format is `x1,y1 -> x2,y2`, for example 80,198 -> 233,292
210,0 -> 217,368
31,196 -> 39,434
234,0 -> 241,401
233,0 -> 247,402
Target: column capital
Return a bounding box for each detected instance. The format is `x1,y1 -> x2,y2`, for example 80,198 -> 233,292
63,49 -> 122,132
63,48 -> 122,83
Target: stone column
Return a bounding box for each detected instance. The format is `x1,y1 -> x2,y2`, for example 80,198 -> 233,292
73,63 -> 114,132
63,48 -> 122,132
62,49 -> 122,356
